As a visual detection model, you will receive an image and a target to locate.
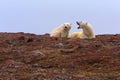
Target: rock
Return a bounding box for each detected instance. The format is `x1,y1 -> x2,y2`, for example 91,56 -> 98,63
55,43 -> 64,48
60,45 -> 79,53
24,50 -> 45,63
24,57 -> 33,63
27,38 -> 34,42
4,59 -> 15,65
60,49 -> 74,53
32,63 -> 40,67
67,38 -> 80,43
31,50 -> 45,57
4,59 -> 24,68
17,36 -> 25,40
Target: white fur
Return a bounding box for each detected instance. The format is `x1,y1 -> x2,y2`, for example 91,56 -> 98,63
69,21 -> 95,39
50,23 -> 72,38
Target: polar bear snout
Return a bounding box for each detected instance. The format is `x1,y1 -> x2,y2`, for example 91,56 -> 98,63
76,21 -> 83,25
76,21 -> 82,29
64,26 -> 71,31
64,26 -> 68,31
65,26 -> 67,29
77,26 -> 81,29
76,21 -> 80,25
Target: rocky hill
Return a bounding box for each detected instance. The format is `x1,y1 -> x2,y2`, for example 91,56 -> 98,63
0,32 -> 120,80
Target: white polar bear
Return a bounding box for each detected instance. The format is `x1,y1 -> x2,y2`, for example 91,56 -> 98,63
69,21 -> 95,39
50,23 -> 72,38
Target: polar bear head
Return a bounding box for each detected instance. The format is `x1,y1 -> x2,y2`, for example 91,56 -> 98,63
61,23 -> 72,31
76,21 -> 95,38
76,21 -> 89,29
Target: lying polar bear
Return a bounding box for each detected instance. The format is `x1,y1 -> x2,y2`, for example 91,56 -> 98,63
69,21 -> 95,39
50,23 -> 72,38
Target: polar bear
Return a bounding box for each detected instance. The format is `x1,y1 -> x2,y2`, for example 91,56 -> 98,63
50,23 -> 72,38
69,21 -> 95,39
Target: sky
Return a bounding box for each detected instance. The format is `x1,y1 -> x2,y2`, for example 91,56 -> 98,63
0,0 -> 120,35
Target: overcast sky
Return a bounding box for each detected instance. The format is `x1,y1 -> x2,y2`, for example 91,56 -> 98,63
0,0 -> 120,35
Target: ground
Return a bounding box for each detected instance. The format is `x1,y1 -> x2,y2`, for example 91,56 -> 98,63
0,32 -> 120,80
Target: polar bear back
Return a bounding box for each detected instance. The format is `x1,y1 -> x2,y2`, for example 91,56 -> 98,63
82,23 -> 95,38
69,32 -> 82,38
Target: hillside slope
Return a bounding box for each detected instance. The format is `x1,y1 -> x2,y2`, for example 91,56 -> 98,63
0,32 -> 120,80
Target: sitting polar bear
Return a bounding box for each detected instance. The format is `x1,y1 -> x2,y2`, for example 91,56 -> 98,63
69,21 -> 95,39
50,23 -> 72,38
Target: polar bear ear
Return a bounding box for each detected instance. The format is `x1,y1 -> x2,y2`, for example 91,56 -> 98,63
63,24 -> 66,26
86,22 -> 88,25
